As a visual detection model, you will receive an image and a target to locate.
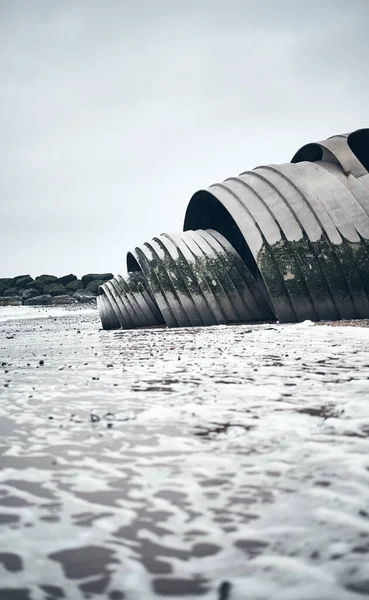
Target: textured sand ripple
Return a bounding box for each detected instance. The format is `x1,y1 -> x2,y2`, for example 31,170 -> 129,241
1,307 -> 369,599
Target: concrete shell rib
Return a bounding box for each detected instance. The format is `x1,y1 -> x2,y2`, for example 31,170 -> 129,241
184,129 -> 369,322
98,230 -> 275,330
98,128 -> 369,328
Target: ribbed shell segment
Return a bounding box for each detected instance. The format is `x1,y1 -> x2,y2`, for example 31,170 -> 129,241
99,128 -> 369,327
184,130 -> 369,323
98,230 -> 275,330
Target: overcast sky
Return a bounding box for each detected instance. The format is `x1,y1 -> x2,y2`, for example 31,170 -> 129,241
1,0 -> 368,278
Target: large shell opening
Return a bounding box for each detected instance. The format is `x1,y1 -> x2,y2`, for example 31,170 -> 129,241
348,129 -> 369,173
183,190 -> 259,280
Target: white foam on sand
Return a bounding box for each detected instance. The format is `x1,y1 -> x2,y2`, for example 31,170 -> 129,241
2,316 -> 369,598
0,305 -> 97,323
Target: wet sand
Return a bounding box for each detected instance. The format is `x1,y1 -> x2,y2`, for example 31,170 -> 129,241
1,306 -> 369,599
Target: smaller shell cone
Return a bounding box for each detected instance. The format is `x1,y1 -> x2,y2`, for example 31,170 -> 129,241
97,230 -> 275,330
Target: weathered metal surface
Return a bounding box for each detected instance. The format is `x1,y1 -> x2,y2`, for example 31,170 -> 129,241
291,131 -> 367,178
184,128 -> 369,323
98,128 -> 369,328
98,230 -> 275,330
96,293 -> 120,330
98,272 -> 164,330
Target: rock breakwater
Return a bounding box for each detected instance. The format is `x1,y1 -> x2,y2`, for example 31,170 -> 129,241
0,273 -> 113,306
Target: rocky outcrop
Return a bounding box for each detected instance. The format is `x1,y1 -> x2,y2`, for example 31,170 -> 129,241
0,278 -> 13,294
51,295 -> 77,305
26,280 -> 43,293
81,273 -> 113,287
34,275 -> 58,285
84,280 -> 106,295
24,294 -> 53,306
0,296 -> 22,306
65,279 -> 83,293
4,288 -> 21,297
0,272 -> 112,306
73,291 -> 97,303
13,275 -> 34,288
43,283 -> 67,297
57,274 -> 77,286
22,288 -> 40,302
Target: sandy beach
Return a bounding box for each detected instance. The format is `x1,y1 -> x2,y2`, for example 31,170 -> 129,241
1,307 -> 369,599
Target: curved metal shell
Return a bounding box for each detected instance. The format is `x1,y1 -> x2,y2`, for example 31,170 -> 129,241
291,131 -> 368,178
98,272 -> 164,330
99,127 -> 369,328
184,129 -> 369,323
128,229 -> 275,328
97,293 -> 121,330
97,230 -> 275,330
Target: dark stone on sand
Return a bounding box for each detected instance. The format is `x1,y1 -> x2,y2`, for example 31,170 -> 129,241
24,294 -> 52,306
1,273 -> 109,302
13,275 -> 34,289
0,297 -> 22,306
34,275 -> 58,285
4,288 -> 22,297
26,280 -> 44,293
84,280 -> 106,295
43,283 -> 67,297
65,279 -> 83,293
81,273 -> 113,287
0,278 -> 13,294
73,291 -> 97,303
51,295 -> 77,305
22,288 -> 40,302
57,274 -> 77,286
